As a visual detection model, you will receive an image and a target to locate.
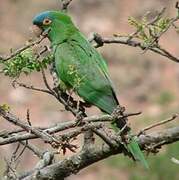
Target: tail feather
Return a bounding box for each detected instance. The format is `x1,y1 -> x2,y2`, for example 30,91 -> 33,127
112,117 -> 149,169
127,135 -> 149,169
103,103 -> 149,169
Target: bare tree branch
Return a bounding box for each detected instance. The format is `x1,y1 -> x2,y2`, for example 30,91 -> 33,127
0,108 -> 61,145
0,110 -> 140,145
22,126 -> 179,180
61,0 -> 73,11
19,151 -> 54,180
91,33 -> 179,63
139,114 -> 178,135
0,33 -> 48,62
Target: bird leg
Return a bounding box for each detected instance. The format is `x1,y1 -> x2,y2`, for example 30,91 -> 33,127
111,105 -> 130,136
112,105 -> 126,119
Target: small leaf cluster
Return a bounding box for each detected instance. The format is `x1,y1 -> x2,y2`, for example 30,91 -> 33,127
0,104 -> 10,112
67,64 -> 86,89
128,15 -> 171,46
0,48 -> 53,78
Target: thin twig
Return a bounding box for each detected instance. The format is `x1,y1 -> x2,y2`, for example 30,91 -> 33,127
93,128 -> 117,148
0,33 -> 47,61
22,125 -> 179,179
138,114 -> 178,135
143,16 -> 179,52
126,7 -> 166,42
14,80 -> 52,95
0,112 -> 141,146
93,35 -> 179,63
19,141 -> 43,159
0,108 -> 61,145
4,158 -> 19,180
40,62 -> 54,93
61,0 -> 73,11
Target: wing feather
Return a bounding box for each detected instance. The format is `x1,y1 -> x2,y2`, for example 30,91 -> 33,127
54,32 -> 119,114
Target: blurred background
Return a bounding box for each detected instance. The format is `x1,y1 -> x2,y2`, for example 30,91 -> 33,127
1,0 -> 179,179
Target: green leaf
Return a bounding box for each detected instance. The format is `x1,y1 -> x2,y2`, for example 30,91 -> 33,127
0,48 -> 54,78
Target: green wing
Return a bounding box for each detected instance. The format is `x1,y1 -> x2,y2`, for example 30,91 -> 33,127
54,32 -> 118,114
54,31 -> 148,169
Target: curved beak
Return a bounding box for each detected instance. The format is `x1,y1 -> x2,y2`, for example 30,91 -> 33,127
31,25 -> 43,37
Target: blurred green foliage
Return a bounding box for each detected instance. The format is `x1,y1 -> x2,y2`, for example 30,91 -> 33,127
0,48 -> 53,78
106,143 -> 179,180
156,91 -> 175,106
128,15 -> 170,47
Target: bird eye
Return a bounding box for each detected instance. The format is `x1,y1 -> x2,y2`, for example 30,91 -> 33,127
43,18 -> 52,25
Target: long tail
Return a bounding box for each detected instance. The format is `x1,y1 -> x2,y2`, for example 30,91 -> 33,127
127,134 -> 149,169
112,112 -> 149,169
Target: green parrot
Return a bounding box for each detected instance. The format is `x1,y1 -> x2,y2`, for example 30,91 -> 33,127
33,11 -> 148,168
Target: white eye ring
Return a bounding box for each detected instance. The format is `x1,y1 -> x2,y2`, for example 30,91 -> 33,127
43,18 -> 52,25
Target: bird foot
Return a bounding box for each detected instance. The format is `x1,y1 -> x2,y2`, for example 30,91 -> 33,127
75,112 -> 85,126
112,105 -> 126,119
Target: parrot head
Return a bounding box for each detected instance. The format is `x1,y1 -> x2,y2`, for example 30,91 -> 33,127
32,11 -> 77,43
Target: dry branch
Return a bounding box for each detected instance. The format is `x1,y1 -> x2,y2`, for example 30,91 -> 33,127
139,114 -> 178,135
0,33 -> 47,62
61,0 -> 73,11
92,33 -> 179,63
0,108 -> 140,146
22,126 -> 179,180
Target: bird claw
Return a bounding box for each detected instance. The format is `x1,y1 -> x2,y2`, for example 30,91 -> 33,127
112,105 -> 126,119
75,112 -> 85,126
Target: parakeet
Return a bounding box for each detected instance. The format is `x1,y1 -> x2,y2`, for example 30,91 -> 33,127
33,11 -> 148,168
